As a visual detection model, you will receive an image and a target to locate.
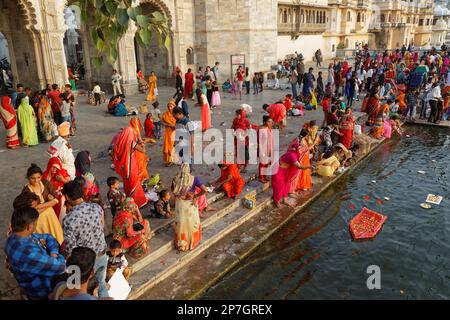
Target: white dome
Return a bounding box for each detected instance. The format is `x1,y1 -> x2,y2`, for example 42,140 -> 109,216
435,5 -> 444,16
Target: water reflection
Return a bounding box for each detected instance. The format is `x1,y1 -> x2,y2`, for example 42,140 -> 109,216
203,126 -> 450,300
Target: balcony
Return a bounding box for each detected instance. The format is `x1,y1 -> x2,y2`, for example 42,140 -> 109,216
357,0 -> 369,9
278,22 -> 327,36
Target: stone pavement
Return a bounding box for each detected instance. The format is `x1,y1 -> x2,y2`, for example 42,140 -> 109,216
0,62 -> 342,299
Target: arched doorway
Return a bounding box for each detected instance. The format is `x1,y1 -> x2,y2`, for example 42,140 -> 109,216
0,1 -> 39,88
0,32 -> 13,93
135,0 -> 173,84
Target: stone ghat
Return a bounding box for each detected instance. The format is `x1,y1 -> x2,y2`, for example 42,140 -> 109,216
128,114 -> 394,300
405,119 -> 450,128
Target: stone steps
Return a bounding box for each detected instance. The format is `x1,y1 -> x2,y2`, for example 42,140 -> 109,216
126,181 -> 270,275
127,188 -> 273,300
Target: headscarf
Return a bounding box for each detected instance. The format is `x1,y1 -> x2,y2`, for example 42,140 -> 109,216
43,157 -> 65,181
172,163 -> 195,196
75,150 -> 91,177
122,197 -> 137,212
232,109 -> 250,131
129,117 -> 143,139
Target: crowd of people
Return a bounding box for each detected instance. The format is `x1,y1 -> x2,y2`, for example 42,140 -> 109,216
2,43 -> 450,300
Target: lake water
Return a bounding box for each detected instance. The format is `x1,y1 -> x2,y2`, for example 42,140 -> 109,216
202,126 -> 450,300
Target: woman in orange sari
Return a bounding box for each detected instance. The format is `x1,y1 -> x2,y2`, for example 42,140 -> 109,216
196,88 -> 211,132
213,162 -> 245,199
129,117 -> 150,182
184,69 -> 195,99
146,71 -> 158,101
339,107 -> 356,149
0,96 -> 20,149
113,118 -> 148,208
38,92 -> 56,142
290,129 -> 312,193
161,100 -> 177,166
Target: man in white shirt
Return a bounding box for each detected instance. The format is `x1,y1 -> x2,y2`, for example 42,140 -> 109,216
48,122 -> 76,179
111,69 -> 123,96
428,83 -> 442,123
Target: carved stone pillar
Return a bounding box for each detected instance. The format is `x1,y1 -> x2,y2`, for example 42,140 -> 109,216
117,22 -> 139,95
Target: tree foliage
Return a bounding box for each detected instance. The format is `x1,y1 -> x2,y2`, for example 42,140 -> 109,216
73,0 -> 171,68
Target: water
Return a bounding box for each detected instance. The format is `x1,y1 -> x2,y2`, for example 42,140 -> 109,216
203,126 -> 450,300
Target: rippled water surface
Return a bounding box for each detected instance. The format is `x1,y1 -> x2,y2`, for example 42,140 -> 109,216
203,126 -> 450,300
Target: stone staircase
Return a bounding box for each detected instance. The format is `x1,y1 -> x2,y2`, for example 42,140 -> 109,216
125,180 -> 272,300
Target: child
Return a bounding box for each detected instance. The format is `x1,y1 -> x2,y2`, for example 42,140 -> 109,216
222,79 -> 232,91
107,176 -> 126,219
93,82 -> 102,106
150,189 -> 172,219
390,98 -> 400,117
106,240 -> 131,281
150,101 -> 162,139
144,113 -> 155,139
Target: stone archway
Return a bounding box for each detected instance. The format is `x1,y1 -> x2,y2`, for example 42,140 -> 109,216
136,0 -> 174,84
0,1 -> 40,87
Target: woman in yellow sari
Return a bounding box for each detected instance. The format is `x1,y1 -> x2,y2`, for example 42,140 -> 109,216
161,100 -> 177,166
20,164 -> 64,244
146,71 -> 158,101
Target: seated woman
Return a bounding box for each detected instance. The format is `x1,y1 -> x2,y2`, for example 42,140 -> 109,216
107,96 -> 118,114
20,164 -> 64,244
315,150 -> 341,178
113,197 -> 151,258
114,97 -> 129,117
213,162 -> 245,199
267,73 -> 280,90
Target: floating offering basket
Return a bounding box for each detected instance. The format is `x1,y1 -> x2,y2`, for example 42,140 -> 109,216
349,207 -> 387,240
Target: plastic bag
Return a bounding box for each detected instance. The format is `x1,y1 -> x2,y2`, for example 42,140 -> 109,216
147,174 -> 160,187
242,193 -> 256,209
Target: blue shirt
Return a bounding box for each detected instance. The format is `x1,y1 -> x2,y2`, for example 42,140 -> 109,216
4,233 -> 66,298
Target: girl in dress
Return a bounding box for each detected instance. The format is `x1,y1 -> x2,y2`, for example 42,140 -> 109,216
211,80 -> 221,108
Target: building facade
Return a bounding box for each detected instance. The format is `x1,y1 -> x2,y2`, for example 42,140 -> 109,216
0,0 -> 437,94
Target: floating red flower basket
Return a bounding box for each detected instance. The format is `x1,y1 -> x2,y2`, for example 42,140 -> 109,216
349,207 -> 387,240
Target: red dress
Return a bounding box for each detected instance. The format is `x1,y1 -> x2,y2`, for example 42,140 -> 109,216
184,72 -> 194,99
42,157 -> 70,218
144,116 -> 155,138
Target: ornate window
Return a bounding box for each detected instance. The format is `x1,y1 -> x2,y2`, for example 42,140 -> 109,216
283,9 -> 288,23
347,11 -> 351,22
300,9 -> 304,23
357,12 -> 361,23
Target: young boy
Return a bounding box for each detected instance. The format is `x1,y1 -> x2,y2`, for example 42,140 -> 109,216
106,240 -> 131,281
173,106 -> 195,165
93,82 -> 102,106
150,101 -> 162,139
107,176 -> 125,219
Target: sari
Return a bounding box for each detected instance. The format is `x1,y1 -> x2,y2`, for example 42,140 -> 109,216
184,72 -> 194,99
48,136 -> 76,179
75,151 -> 101,202
144,116 -> 155,138
232,110 -> 250,166
42,157 -> 70,220
113,198 -> 150,258
218,163 -> 245,198
370,106 -> 386,139
162,108 -> 177,164
38,96 -> 56,142
129,118 -> 150,182
339,113 -> 355,149
200,94 -> 211,132
272,144 -> 300,205
257,126 -> 274,180
113,125 -> 148,208
24,183 -> 64,245
17,98 -> 39,146
172,164 -> 202,251
292,139 -> 311,192
146,75 -> 158,101
316,155 -> 340,177
0,96 -> 20,148
365,95 -> 380,126
267,103 -> 287,124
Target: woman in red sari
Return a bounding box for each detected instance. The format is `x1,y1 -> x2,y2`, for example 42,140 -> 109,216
42,157 -> 71,219
113,118 -> 148,208
365,86 -> 381,126
0,96 -> 20,149
129,117 -> 150,182
339,107 -> 356,149
184,69 -> 195,99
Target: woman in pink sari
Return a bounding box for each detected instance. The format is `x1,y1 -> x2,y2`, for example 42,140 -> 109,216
271,143 -> 312,208
113,118 -> 148,208
0,96 -> 20,149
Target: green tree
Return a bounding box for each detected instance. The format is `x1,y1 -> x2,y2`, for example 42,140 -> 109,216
73,0 -> 170,68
